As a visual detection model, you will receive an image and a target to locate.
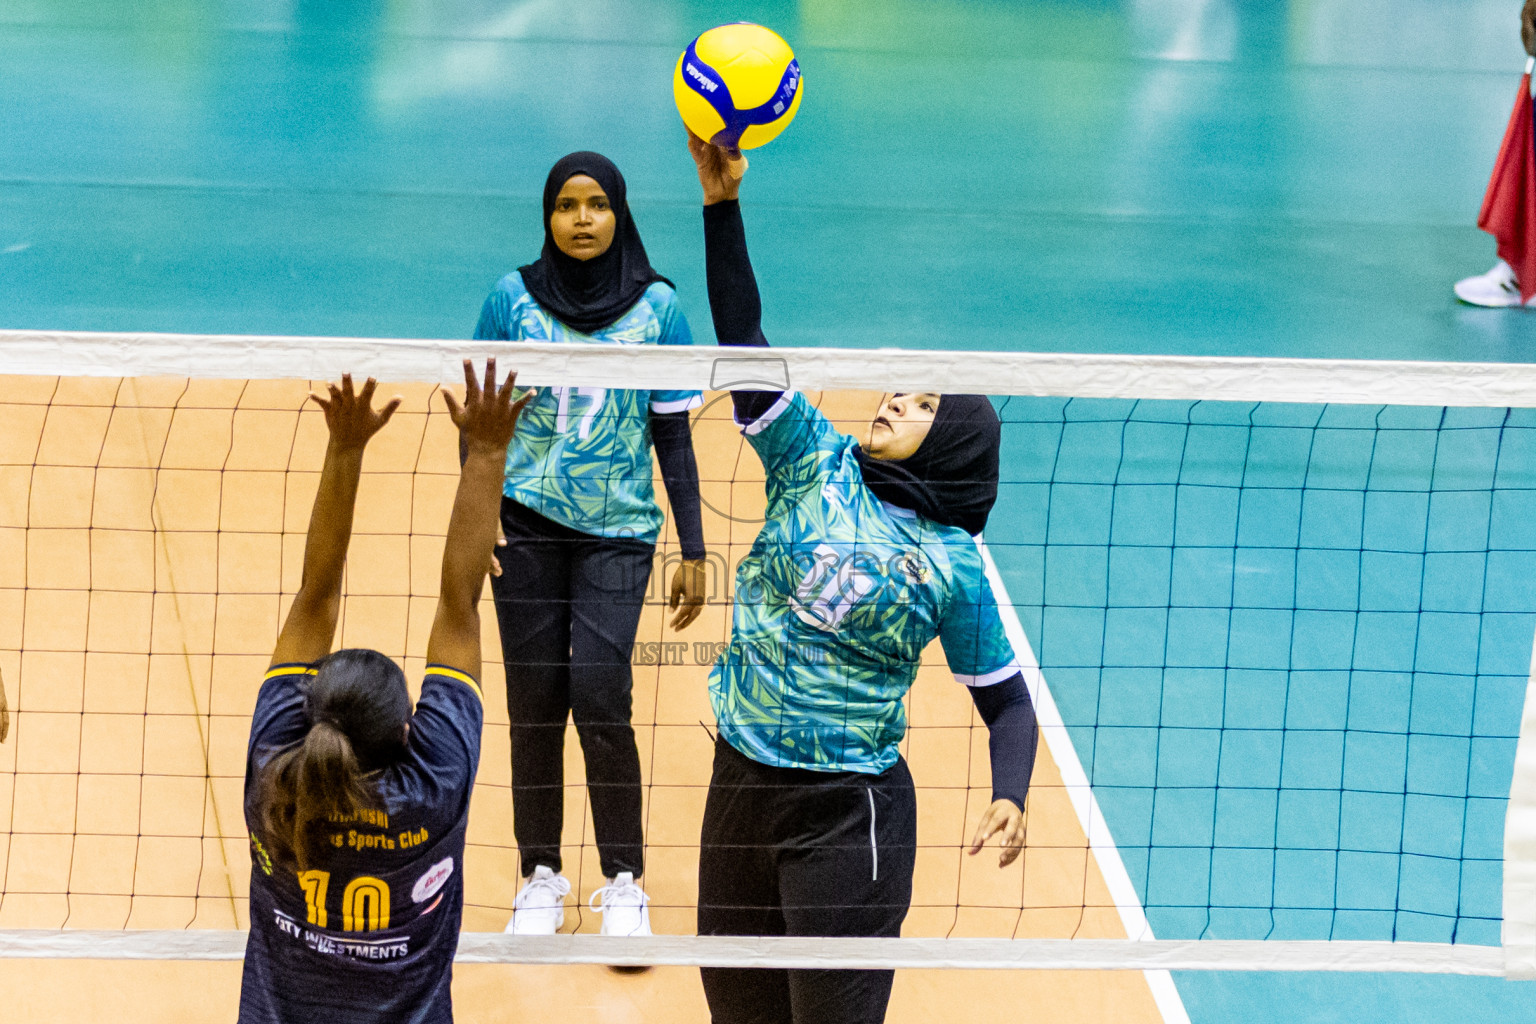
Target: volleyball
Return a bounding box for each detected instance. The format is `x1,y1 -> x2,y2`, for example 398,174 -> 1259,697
673,22 -> 803,150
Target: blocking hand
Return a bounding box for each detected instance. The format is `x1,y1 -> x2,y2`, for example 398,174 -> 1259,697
442,357 -> 533,454
310,374 -> 402,451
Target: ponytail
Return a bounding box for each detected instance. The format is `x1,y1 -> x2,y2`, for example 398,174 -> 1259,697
259,721 -> 378,869
253,648 -> 409,870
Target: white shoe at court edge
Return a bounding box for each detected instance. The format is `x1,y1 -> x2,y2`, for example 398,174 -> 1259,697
590,872 -> 652,937
1454,260 -> 1527,307
506,865 -> 571,935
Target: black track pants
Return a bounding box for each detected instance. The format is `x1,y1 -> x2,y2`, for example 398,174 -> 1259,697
697,738 -> 917,1024
488,498 -> 654,879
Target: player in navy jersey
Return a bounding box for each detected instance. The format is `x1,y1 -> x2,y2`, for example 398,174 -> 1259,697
686,138 -> 1042,1023
240,361 -> 529,1024
474,151 -> 707,936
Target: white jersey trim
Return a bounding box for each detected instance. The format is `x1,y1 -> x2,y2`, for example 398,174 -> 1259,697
955,663 -> 1022,688
737,391 -> 795,436
651,394 -> 704,414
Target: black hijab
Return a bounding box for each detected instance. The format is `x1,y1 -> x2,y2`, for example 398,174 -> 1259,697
518,151 -> 671,334
854,394 -> 1001,536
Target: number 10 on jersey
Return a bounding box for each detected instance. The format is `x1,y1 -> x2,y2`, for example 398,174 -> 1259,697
297,869 -> 392,932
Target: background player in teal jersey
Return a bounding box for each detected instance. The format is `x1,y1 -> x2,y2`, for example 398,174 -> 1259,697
686,137 -> 1042,1024
241,361 -> 528,1024
474,152 -> 707,937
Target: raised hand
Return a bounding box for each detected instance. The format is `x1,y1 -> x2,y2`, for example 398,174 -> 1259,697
427,358 -> 534,679
309,374 -> 402,451
442,357 -> 533,454
968,798 -> 1026,868
688,130 -> 745,205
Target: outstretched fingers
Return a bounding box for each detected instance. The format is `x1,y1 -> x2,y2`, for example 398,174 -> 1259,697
483,356 -> 498,399
447,357 -> 530,449
460,357 -> 482,410
306,374 -> 402,448
441,387 -> 464,424
377,394 -> 403,427
445,358 -> 484,426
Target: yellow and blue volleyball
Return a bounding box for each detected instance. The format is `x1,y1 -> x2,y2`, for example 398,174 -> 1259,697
673,23 -> 803,150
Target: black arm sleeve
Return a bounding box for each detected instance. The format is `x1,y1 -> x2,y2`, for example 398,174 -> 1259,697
702,200 -> 780,423
650,409 -> 706,560
968,673 -> 1039,811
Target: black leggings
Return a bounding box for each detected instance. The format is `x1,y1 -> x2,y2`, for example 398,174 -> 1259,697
698,738 -> 917,1024
488,498 -> 654,879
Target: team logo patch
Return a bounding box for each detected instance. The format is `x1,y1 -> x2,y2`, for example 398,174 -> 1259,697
412,857 -> 454,904
897,553 -> 929,585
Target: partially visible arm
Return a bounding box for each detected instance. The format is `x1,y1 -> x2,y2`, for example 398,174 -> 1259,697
270,376 -> 401,669
702,202 -> 781,424
470,287 -> 514,573
969,675 -> 1038,811
652,409 -> 708,630
426,359 -> 531,678
940,550 -> 1037,868
689,134 -> 780,424
0,665 -> 9,744
650,291 -> 707,563
651,410 -> 706,560
966,674 -> 1038,868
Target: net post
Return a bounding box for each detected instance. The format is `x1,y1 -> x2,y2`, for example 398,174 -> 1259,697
1502,622 -> 1536,979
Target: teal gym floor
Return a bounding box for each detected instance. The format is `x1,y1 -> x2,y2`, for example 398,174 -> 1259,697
4,0 -> 1536,1021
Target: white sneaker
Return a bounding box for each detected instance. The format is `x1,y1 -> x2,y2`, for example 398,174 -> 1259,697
1454,260 -> 1526,307
590,872 -> 652,937
506,865 -> 571,935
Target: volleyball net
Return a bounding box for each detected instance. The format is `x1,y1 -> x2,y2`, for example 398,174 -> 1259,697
0,330 -> 1533,984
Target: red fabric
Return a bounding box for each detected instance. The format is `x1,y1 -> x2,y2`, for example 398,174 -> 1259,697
1478,74 -> 1536,302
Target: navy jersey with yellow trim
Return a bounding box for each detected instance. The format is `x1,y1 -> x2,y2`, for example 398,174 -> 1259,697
239,664 -> 483,1024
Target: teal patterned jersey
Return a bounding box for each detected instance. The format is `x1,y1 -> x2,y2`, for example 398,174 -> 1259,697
473,273 -> 701,543
711,392 -> 1020,774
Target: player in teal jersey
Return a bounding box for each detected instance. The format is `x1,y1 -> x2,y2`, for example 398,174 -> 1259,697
241,361 -> 527,1024
686,137 -> 1042,1024
473,152 -> 707,937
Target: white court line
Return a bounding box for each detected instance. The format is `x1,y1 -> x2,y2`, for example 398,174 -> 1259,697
1502,623 -> 1536,979
976,539 -> 1192,1024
